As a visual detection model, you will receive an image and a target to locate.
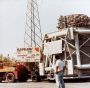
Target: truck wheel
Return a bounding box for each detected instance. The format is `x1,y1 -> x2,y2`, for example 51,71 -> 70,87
18,71 -> 28,82
0,77 -> 3,83
16,64 -> 28,82
31,75 -> 41,82
35,75 -> 41,82
6,73 -> 15,83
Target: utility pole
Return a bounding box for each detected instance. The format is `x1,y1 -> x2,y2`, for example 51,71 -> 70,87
24,0 -> 42,48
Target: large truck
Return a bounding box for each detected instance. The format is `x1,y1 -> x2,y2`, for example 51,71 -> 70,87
40,14 -> 90,80
0,61 -> 29,82
15,27 -> 90,81
13,14 -> 90,81
42,27 -> 90,80
16,47 -> 42,82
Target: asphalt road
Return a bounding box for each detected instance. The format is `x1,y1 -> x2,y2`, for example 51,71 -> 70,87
0,80 -> 90,88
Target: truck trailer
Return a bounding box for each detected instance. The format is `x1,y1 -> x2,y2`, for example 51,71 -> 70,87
42,27 -> 90,80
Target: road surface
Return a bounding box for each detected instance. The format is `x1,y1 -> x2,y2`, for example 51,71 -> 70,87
0,80 -> 90,88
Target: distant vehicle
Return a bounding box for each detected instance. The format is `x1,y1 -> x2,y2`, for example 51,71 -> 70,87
0,61 -> 29,82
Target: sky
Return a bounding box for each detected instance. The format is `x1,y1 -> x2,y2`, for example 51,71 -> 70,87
0,0 -> 90,57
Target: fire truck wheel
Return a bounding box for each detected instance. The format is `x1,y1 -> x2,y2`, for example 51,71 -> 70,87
6,73 -> 15,83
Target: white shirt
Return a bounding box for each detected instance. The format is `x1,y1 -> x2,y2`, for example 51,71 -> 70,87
55,59 -> 64,73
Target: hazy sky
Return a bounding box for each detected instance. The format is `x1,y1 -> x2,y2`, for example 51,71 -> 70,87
0,0 -> 90,57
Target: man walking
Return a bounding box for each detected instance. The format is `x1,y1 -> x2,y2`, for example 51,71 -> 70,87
55,54 -> 65,88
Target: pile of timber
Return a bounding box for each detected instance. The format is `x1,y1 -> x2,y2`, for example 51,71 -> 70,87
57,14 -> 90,29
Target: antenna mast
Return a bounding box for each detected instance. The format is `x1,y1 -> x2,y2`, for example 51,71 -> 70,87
24,0 -> 42,48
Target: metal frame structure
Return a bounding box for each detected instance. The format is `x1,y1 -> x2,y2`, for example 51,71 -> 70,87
43,27 -> 90,78
24,0 -> 42,48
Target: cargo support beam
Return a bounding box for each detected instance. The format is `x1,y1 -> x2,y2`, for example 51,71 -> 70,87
75,33 -> 81,66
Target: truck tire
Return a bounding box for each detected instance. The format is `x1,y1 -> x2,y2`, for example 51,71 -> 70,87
16,64 -> 28,82
35,75 -> 41,82
18,71 -> 28,82
31,71 -> 41,82
0,77 -> 3,83
6,73 -> 15,83
31,75 -> 41,82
